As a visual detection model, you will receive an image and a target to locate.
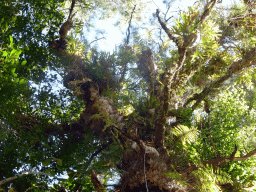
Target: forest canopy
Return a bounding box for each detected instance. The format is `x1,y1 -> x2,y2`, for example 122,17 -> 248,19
1,0 -> 256,191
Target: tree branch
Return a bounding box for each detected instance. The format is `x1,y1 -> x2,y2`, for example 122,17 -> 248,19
154,82 -> 169,148
156,9 -> 180,48
194,0 -> 216,27
184,47 -> 256,109
184,145 -> 256,174
90,169 -> 105,192
24,185 -> 45,192
125,4 -> 136,45
114,125 -> 145,152
89,37 -> 106,46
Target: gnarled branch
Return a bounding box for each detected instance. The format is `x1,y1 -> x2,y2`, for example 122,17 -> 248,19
184,47 -> 256,110
184,145 -> 256,174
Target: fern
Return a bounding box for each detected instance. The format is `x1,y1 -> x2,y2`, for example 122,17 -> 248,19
172,125 -> 198,146
192,165 -> 232,192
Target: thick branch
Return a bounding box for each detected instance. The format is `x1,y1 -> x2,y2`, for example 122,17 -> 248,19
184,47 -> 256,109
153,49 -> 187,149
89,140 -> 113,162
156,9 -> 180,48
156,0 -> 217,97
2,109 -> 63,137
184,145 -> 256,174
204,145 -> 238,166
90,169 -> 105,192
114,125 -> 145,152
194,0 -> 216,27
169,49 -> 187,88
154,71 -> 169,149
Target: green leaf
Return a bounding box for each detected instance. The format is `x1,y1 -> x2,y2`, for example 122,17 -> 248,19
9,35 -> 13,47
57,158 -> 62,166
19,79 -> 25,84
13,78 -> 19,83
10,49 -> 16,57
11,68 -> 16,75
3,22 -> 8,32
43,158 -> 52,166
2,51 -> 8,57
21,60 -> 27,65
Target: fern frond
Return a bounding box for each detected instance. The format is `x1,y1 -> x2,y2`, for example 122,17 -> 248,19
172,125 -> 198,145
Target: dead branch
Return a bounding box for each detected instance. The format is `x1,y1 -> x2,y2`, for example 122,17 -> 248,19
88,139 -> 114,164
119,45 -> 133,83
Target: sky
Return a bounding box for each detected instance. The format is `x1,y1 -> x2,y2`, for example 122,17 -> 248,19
87,0 -> 239,53
87,0 -> 193,52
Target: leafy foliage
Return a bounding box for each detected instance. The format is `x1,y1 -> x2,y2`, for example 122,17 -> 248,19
1,0 -> 256,191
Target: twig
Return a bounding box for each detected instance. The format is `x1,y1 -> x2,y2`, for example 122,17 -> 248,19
89,37 -> 106,46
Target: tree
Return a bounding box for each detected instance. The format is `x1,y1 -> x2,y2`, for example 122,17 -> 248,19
1,0 -> 256,191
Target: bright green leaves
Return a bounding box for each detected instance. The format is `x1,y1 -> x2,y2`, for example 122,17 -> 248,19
11,68 -> 17,77
199,19 -> 221,57
194,86 -> 256,184
171,7 -> 222,64
172,10 -> 199,36
171,125 -> 198,146
0,35 -> 27,90
9,35 -> 13,47
21,60 -> 27,66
